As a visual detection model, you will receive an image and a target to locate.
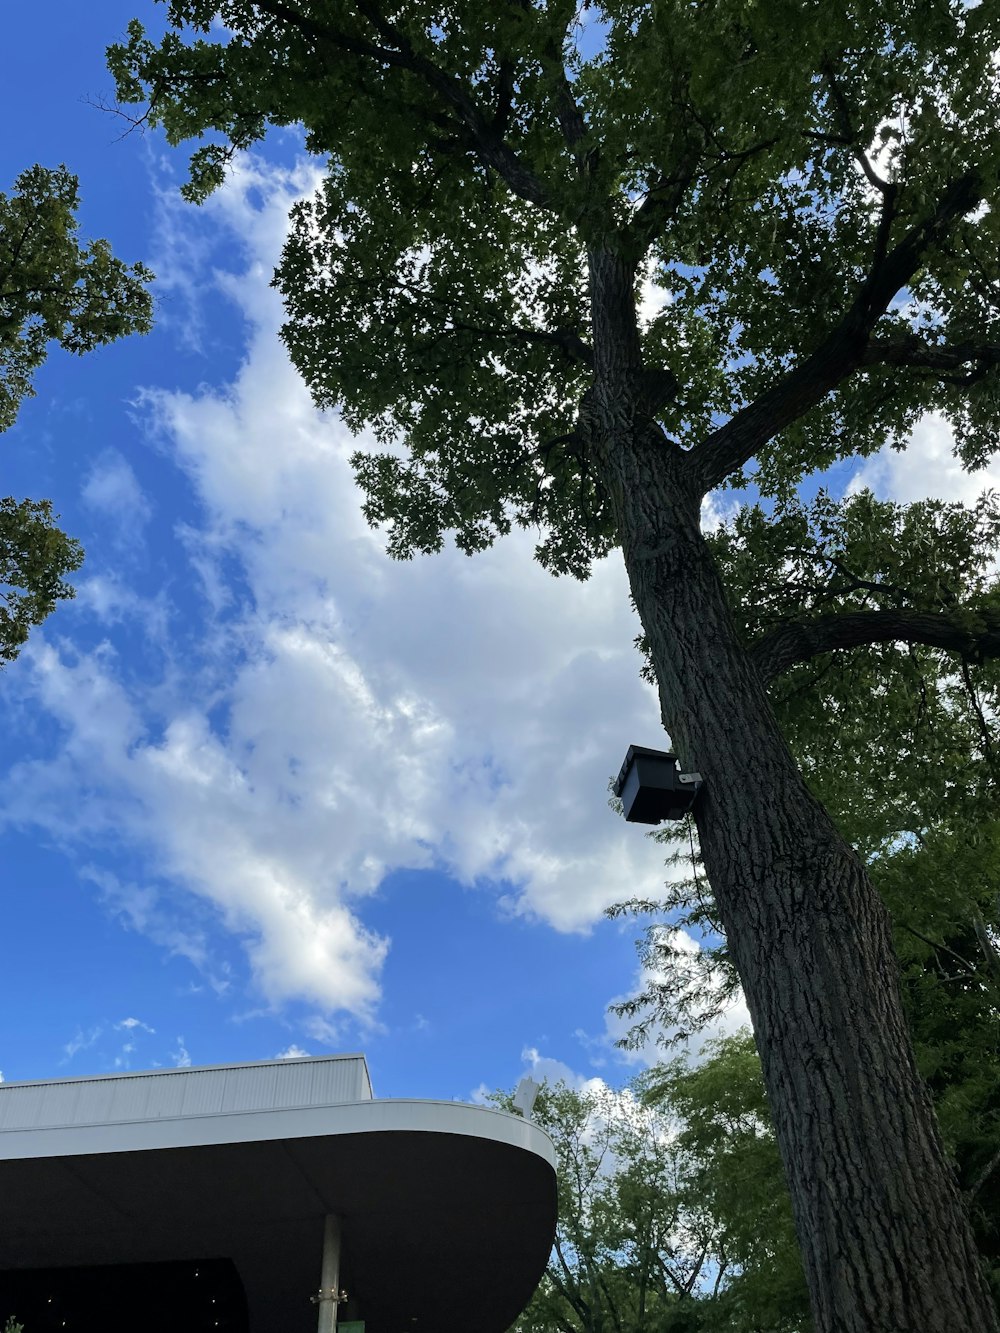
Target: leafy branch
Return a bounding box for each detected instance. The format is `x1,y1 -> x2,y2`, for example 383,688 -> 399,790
688,168 -> 985,495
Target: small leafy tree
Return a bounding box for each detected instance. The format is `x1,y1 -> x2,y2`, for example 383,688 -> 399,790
501,1065 -> 814,1333
0,497 -> 83,663
643,1036 -> 810,1333
0,164 -> 153,660
497,1080 -> 721,1333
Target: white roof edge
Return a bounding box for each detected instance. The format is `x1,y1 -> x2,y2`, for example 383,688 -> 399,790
0,1097 -> 557,1169
0,1051 -> 371,1092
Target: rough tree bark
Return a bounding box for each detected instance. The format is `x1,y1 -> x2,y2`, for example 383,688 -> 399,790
585,247 -> 1000,1333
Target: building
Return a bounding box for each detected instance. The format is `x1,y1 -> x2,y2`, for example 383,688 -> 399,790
0,1054 -> 557,1333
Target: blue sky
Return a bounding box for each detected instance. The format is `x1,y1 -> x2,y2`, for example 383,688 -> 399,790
1,3 -> 994,1102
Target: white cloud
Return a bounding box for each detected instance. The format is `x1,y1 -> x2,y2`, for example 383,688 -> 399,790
585,927 -> 752,1068
303,1015 -> 343,1047
63,1025 -> 103,1062
115,1017 -> 156,1034
81,449 -> 153,547
471,1044 -> 612,1107
74,574 -> 171,641
637,258 -> 672,330
275,1043 -> 311,1059
54,1018 -> 200,1075
848,412 -> 1000,506
0,155 -> 668,1026
520,1044 -> 609,1097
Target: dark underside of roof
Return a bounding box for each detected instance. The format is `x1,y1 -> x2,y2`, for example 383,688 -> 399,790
0,1130 -> 557,1333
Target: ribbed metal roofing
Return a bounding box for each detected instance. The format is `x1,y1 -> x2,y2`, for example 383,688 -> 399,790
0,1054 -> 372,1134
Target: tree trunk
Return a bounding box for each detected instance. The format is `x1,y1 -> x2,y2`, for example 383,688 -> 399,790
606,427 -> 998,1331
582,238 -> 998,1330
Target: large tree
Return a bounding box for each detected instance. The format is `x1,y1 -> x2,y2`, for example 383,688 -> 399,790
617,486 -> 1000,1315
109,4 -> 1000,1328
0,164 -> 153,660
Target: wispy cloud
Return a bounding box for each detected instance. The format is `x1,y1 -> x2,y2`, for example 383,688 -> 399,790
59,1015 -> 177,1074
63,1025 -> 104,1062
84,868 -> 232,997
115,1017 -> 156,1034
275,1043 -> 310,1059
0,157 -> 671,1028
81,449 -> 153,548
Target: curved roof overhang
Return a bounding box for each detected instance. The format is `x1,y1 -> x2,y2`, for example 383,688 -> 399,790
0,1064 -> 557,1333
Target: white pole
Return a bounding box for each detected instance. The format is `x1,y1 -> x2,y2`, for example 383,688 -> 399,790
316,1213 -> 342,1333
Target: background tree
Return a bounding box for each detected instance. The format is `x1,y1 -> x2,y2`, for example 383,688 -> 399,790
0,164 -> 153,660
109,5 -> 1000,1328
500,1062 -> 811,1333
642,1036 -> 810,1333
495,1080 -> 722,1333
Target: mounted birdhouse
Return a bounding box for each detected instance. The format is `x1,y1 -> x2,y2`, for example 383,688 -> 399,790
613,745 -> 702,824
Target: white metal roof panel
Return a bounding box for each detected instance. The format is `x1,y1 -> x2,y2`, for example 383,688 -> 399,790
0,1054 -> 371,1135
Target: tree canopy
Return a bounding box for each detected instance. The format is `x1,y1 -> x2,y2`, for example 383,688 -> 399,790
109,2 -> 1000,575
108,4 -> 1000,1328
0,164 -> 153,661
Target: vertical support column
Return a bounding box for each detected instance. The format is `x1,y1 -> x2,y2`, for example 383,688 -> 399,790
316,1213 -> 342,1333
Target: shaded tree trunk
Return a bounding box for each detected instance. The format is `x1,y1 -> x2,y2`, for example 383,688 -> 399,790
585,249 -> 999,1333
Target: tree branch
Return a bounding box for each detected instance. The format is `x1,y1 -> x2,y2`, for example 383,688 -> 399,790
538,0 -> 588,157
549,1237 -> 592,1324
967,1144 -> 1000,1202
751,606 -> 1000,682
625,146 -> 703,258
821,60 -> 894,199
688,168 -> 984,495
252,0 -> 557,211
446,316 -> 592,367
394,279 -> 593,367
863,334 -> 1000,385
899,922 -> 979,977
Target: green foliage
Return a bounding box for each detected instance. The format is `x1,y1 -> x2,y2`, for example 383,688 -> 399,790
618,484 -> 1000,1304
498,1068 -> 810,1333
495,1080 -> 720,1333
0,165 -> 153,432
109,1 -> 1000,571
643,1037 -> 811,1332
0,498 -> 84,662
0,163 -> 153,662
713,489 -> 1000,854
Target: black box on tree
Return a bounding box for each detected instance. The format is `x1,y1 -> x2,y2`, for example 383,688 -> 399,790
612,745 -> 702,824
